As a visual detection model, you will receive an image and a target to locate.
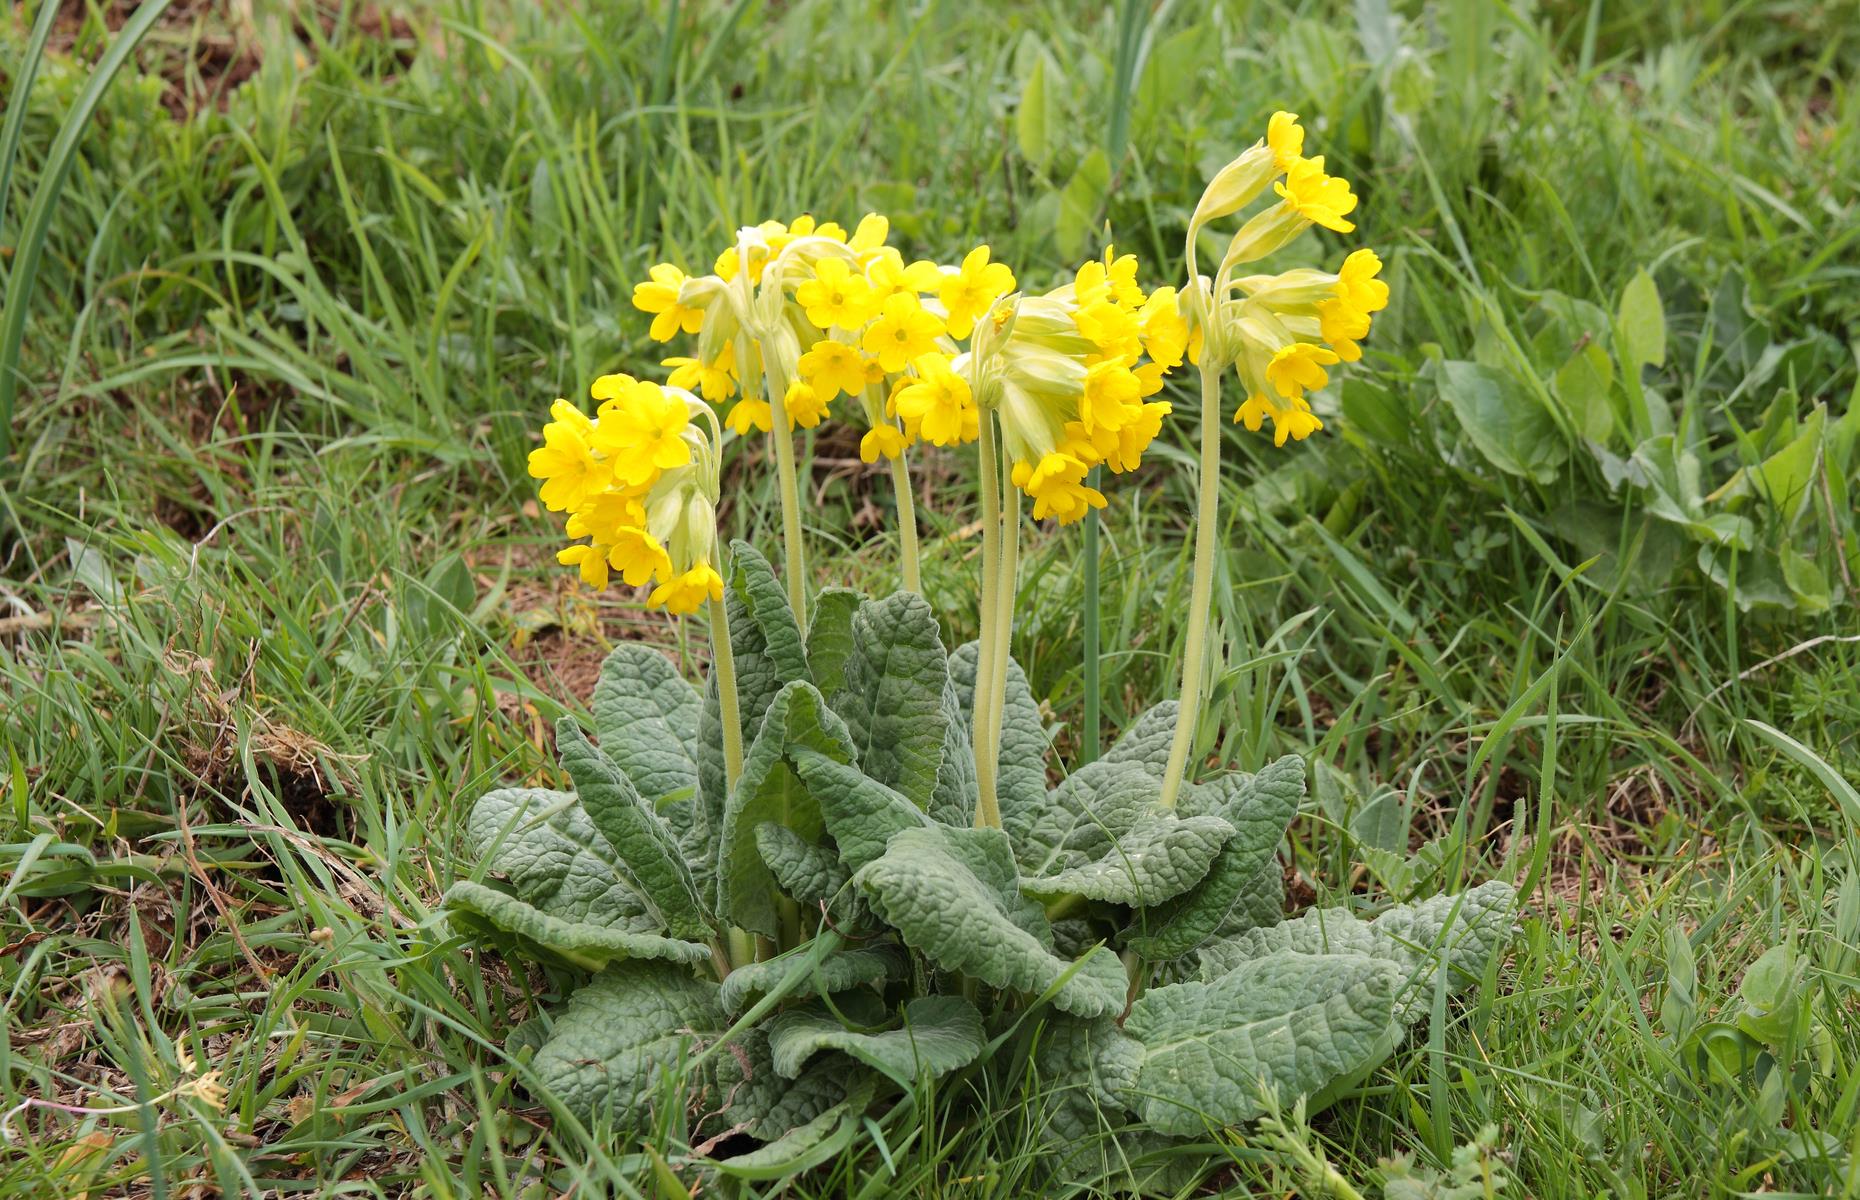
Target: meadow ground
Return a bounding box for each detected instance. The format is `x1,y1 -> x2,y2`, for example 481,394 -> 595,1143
2,1 -> 1858,1196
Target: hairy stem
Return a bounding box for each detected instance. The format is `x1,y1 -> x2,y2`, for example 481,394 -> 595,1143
763,367 -> 809,627
708,594 -> 745,789
973,412 -> 1003,829
987,472 -> 1020,792
890,453 -> 922,593
1081,466 -> 1102,763
1159,363 -> 1224,810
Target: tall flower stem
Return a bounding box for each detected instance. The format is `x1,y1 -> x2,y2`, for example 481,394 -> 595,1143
973,411 -> 1004,830
1080,467 -> 1103,763
1159,363 -> 1224,810
708,594 -> 745,788
890,454 -> 922,593
763,370 -> 810,627
987,470 -> 1021,787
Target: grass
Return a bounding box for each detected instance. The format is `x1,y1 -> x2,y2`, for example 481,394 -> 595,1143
2,0 -> 1858,1195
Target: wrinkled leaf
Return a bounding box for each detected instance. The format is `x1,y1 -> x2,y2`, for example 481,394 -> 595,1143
530,961 -> 722,1125
766,995 -> 985,1082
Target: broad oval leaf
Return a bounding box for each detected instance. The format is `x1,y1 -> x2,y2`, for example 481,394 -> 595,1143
765,995 -> 985,1082
530,960 -> 723,1125
591,643 -> 701,807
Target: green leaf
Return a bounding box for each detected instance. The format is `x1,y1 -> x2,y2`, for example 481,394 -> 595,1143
928,671 -> 979,828
1018,760 -> 1232,905
951,643 -> 1050,825
717,682 -> 856,937
1707,403 -> 1826,521
1197,881 -> 1516,1022
447,788 -> 708,968
1031,1015 -> 1142,1145
710,1081 -> 873,1180
718,944 -> 900,1016
1101,702 -> 1180,776
829,592 -> 950,810
755,822 -> 854,911
444,881 -> 710,970
766,996 -> 985,1082
804,587 -> 866,696
1057,147 -> 1110,261
558,720 -> 710,940
1121,756 -> 1303,959
698,542 -> 812,846
591,644 -> 702,808
1122,951 -> 1400,1133
715,1026 -> 871,1141
530,961 -> 722,1125
1014,37 -> 1053,170
1618,267 -> 1666,370
855,824 -> 1127,1018
1553,342 -> 1617,444
1437,360 -> 1568,484
791,746 -> 932,872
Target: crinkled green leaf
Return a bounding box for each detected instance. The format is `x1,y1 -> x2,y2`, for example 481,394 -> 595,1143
715,1025 -> 871,1141
698,542 -> 812,853
558,719 -> 709,940
710,1081 -> 873,1180
929,671 -> 979,827
1120,756 -> 1303,958
791,746 -> 932,871
591,644 -> 701,807
1197,881 -> 1516,1022
1101,701 -> 1179,776
530,960 -> 722,1125
829,592 -> 949,809
1032,1015 -> 1142,1145
755,822 -> 852,908
951,642 -> 1050,822
717,682 -> 855,937
804,587 -> 865,696
448,787 -> 707,967
1018,760 -> 1231,905
718,944 -> 901,1016
444,881 -> 709,969
854,824 -> 1126,1018
766,995 -> 985,1081
1122,951 -> 1400,1133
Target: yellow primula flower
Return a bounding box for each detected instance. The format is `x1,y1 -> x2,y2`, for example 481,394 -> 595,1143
797,339 -> 871,401
1074,246 -> 1145,309
939,245 -> 1017,339
849,213 -> 890,261
1011,451 -> 1106,524
726,397 -> 772,435
663,344 -> 737,403
650,561 -> 725,615
866,247 -> 945,301
795,257 -> 878,330
632,264 -> 706,342
859,423 -> 909,463
1077,360 -> 1142,434
557,543 -> 612,589
782,380 -> 830,430
1273,155 -> 1358,233
862,293 -> 946,373
891,352 -> 977,445
1235,392 -> 1324,446
1137,286 -> 1191,370
1073,298 -> 1144,365
1264,342 -> 1340,400
592,376 -> 692,487
528,400 -> 611,512
1267,110 -> 1305,171
564,489 -> 646,543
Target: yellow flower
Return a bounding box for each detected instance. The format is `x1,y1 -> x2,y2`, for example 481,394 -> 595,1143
849,213 -> 890,262
565,489 -> 647,543
782,380 -> 830,430
1138,286 -> 1191,370
1011,452 -> 1106,524
1264,342 -> 1340,400
528,400 -> 611,512
1077,360 -> 1142,434
859,423 -> 909,463
592,377 -> 692,487
726,397 -> 772,435
1334,248 -> 1389,313
1273,155 -> 1358,233
1235,392 -> 1323,446
650,561 -> 725,615
891,352 -> 977,445
1073,298 -> 1143,365
1267,110 -> 1305,171
862,293 -> 946,373
663,344 -> 737,403
632,264 -> 705,342
795,257 -> 878,330
797,339 -> 871,401
557,543 -> 612,589
939,245 -> 1016,339
608,526 -> 673,587
1074,247 -> 1145,309
866,247 -> 944,300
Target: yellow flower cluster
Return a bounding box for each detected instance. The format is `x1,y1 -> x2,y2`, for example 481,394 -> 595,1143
527,375 -> 725,614
1178,111 -> 1388,445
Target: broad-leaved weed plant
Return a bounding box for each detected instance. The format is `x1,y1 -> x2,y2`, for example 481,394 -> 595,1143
451,114 -> 1516,1185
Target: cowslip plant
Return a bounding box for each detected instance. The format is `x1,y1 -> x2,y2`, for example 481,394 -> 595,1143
454,113 -> 1515,1188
